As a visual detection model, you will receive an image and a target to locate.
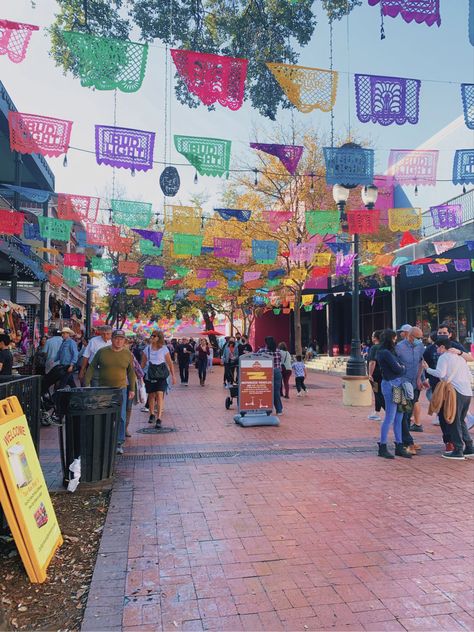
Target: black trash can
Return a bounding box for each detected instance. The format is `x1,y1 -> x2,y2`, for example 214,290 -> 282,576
56,387 -> 122,486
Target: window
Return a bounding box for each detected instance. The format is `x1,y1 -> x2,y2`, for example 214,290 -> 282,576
438,282 -> 456,302
421,285 -> 437,305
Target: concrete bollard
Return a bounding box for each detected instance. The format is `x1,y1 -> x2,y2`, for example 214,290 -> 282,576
342,376 -> 372,407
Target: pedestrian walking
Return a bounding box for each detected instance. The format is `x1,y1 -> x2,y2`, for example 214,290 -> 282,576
42,327 -> 78,393
258,336 -> 283,415
278,342 -> 292,399
85,329 -> 136,454
376,329 -> 412,459
79,325 -> 112,384
176,337 -> 193,385
291,355 -> 307,396
141,331 -> 175,427
43,329 -> 63,374
367,330 -> 384,420
196,338 -> 210,386
222,340 -> 239,386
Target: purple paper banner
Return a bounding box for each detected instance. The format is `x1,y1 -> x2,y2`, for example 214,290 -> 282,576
249,143 -> 304,175
95,125 -> 155,171
132,229 -> 163,246
144,265 -> 165,279
196,268 -> 212,278
430,204 -> 463,229
368,1 -> 441,27
388,149 -> 438,185
364,288 -> 377,306
289,241 -> 316,263
214,238 -> 242,258
355,74 -> 421,126
336,252 -> 356,275
428,263 -> 448,273
454,259 -> 471,272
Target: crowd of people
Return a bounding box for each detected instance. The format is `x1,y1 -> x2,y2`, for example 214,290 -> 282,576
368,323 -> 473,461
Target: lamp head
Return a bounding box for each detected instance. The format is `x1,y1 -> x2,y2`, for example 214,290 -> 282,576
332,184 -> 350,206
361,184 -> 378,208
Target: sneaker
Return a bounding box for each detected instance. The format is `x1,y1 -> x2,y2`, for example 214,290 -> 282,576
296,392 -> 302,397
442,450 -> 465,460
141,406 -> 149,413
463,445 -> 474,457
149,414 -> 156,424
410,424 -> 423,432
368,414 -> 382,421
155,418 -> 162,428
116,444 -> 124,455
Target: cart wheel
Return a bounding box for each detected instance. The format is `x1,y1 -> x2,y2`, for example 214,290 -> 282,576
225,397 -> 232,410
266,410 -> 271,416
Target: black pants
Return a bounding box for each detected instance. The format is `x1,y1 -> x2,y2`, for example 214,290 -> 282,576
197,358 -> 207,382
439,391 -> 472,451
179,361 -> 189,384
42,365 -> 73,394
295,376 -> 306,392
402,388 -> 419,446
374,381 -> 385,412
224,363 -> 236,385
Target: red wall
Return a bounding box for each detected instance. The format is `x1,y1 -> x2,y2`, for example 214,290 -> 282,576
250,310 -> 291,350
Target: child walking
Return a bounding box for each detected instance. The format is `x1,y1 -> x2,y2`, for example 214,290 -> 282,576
292,355 -> 307,396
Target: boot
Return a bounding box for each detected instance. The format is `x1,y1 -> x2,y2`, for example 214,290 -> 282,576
377,442 -> 394,459
395,443 -> 412,458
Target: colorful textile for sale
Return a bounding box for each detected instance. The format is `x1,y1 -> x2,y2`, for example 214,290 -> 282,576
266,62 -> 338,113
171,49 -> 248,111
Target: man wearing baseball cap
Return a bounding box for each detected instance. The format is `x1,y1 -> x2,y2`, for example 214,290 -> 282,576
397,324 -> 412,339
85,329 -> 136,455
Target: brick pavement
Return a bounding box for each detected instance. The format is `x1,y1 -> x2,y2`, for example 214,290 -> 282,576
81,367 -> 474,632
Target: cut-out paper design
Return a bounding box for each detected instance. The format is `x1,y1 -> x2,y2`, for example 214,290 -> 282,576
23,222 -> 41,240
86,223 -> 120,246
146,279 -> 163,289
226,249 -> 250,265
0,184 -> 51,204
388,207 -> 422,231
405,264 -> 424,277
111,199 -> 152,228
63,268 -> 81,286
206,280 -> 219,289
118,260 -> 139,274
346,210 -> 380,234
173,266 -> 190,277
244,271 -> 261,283
305,210 -> 340,235
159,166 -> 180,197
140,239 -> 162,256
171,49 -> 248,111
381,265 -> 400,276
399,231 -> 418,246
215,208 -> 251,222
433,241 -> 456,255
313,253 -> 332,267
57,193 -> 100,223
364,288 -> 377,306
388,149 -> 438,185
0,210 -> 24,235
214,238 -> 242,258
250,143 -> 303,175
143,289 -> 157,299
132,229 -> 163,247
158,290 -> 175,301
127,277 -> 142,286
9,111 -> 72,157
0,20 -> 39,63
373,253 -> 394,266
126,289 -> 141,296
110,237 -> 133,254
461,84 -> 474,130
196,269 -> 212,279
266,62 -> 338,113
263,211 -> 293,231
336,252 -> 356,275
368,0 -> 441,26
470,0 -> 474,46
452,150 -> 474,185
430,204 -> 463,229
435,258 -> 451,265
289,241 -> 316,263
49,272 -> 63,287
173,233 -> 203,256
327,241 -> 351,256
95,125 -> 155,171
312,266 -> 331,278
144,265 -> 165,279
164,205 -> 201,234
38,216 -> 72,241
252,240 -> 278,264
366,241 -> 385,253
90,257 -> 113,272
355,74 -> 420,126
359,264 -> 377,276
63,253 -> 85,267
428,263 -> 448,273
323,146 -> 374,186
454,259 -> 471,272
174,135 -> 231,177
62,31 -> 148,93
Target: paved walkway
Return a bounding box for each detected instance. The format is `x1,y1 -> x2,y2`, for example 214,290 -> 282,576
80,368 -> 474,632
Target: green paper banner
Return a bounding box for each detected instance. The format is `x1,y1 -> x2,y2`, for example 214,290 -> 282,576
306,210 -> 340,235
359,264 -> 378,276
146,279 -> 164,289
173,266 -> 190,277
111,199 -> 153,228
158,289 -> 175,301
90,257 -> 113,272
38,216 -> 73,241
63,267 -> 81,287
173,233 -> 203,256
140,239 -> 163,256
174,135 -> 231,178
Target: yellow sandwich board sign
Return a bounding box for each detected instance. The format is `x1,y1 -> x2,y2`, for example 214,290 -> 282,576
0,396 -> 62,582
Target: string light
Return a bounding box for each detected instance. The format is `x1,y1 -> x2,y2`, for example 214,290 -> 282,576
63,154 -> 68,167
254,168 -> 259,186
194,171 -> 198,184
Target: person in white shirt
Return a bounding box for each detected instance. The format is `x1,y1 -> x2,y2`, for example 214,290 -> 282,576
79,325 -> 112,382
423,338 -> 473,460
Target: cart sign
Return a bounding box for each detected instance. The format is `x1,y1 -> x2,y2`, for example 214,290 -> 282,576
239,354 -> 273,413
0,396 -> 62,582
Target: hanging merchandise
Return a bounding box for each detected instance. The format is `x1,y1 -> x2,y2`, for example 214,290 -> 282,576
132,229 -> 163,247
57,193 -> 100,223
461,84 -> 474,129
173,233 -> 203,256
399,231 -> 418,246
289,241 -> 316,263
118,260 -> 140,274
63,253 -> 85,267
454,259 -> 471,272
433,241 -> 456,255
263,211 -> 293,231
0,209 -> 24,235
266,63 -> 338,113
452,150 -> 474,185
305,210 -> 340,235
9,112 -> 72,157
63,268 -> 81,287
111,199 -> 152,228
164,205 -> 201,234
86,224 -> 120,246
387,149 -> 438,185
0,19 -> 39,63
90,257 -> 113,272
429,204 -> 463,229
159,166 -> 180,197
174,135 -> 231,178
170,49 -> 248,111
405,264 -> 424,277
95,125 -> 155,171
61,31 -> 148,93
252,240 -> 278,264
323,146 -> 374,186
388,207 -> 422,231
249,143 -> 304,175
215,208 -> 251,222
346,210 -> 381,234
368,0 -> 441,27
139,239 -> 162,256
336,253 -> 356,275
354,74 -> 421,126
214,238 -> 242,258
38,216 -> 72,241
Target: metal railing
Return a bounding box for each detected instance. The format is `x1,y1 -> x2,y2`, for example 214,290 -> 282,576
420,189 -> 474,238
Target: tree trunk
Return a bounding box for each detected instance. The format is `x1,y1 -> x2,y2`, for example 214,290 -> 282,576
293,287 -> 303,356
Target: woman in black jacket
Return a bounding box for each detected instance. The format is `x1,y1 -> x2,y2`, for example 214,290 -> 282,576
376,329 -> 411,459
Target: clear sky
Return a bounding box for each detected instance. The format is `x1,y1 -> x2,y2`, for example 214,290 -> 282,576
2,0 -> 474,216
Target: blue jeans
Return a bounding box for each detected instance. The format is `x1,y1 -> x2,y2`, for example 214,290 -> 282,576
118,387 -> 127,444
380,379 -> 403,444
273,368 -> 283,414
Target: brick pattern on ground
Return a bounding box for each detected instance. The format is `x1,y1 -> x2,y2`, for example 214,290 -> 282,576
76,368 -> 474,631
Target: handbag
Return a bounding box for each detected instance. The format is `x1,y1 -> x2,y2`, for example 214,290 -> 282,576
146,347 -> 169,382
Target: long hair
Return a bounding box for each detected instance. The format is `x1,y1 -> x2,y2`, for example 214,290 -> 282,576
151,331 -> 165,349
379,329 -> 397,352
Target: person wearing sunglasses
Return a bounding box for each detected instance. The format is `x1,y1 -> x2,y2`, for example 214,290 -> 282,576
141,331 -> 175,427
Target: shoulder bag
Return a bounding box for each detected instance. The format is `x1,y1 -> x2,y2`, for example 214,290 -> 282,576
146,347 -> 169,382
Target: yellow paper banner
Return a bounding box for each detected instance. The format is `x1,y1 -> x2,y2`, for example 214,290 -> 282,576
266,62 -> 338,113
388,208 -> 422,232
164,205 -> 201,235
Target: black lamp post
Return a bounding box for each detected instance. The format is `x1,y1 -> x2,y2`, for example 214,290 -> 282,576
333,183 -> 378,377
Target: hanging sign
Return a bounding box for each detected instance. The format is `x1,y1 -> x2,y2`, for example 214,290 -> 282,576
159,166 -> 180,197
9,112 -> 72,157
266,62 -> 338,113
111,199 -> 152,228
355,74 -> 421,126
238,354 -> 274,413
387,149 -> 438,185
250,143 -> 304,175
0,397 -> 62,582
174,135 -> 231,177
324,146 -> 374,186
0,20 -> 39,63
95,125 -> 155,171
57,193 -> 100,223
